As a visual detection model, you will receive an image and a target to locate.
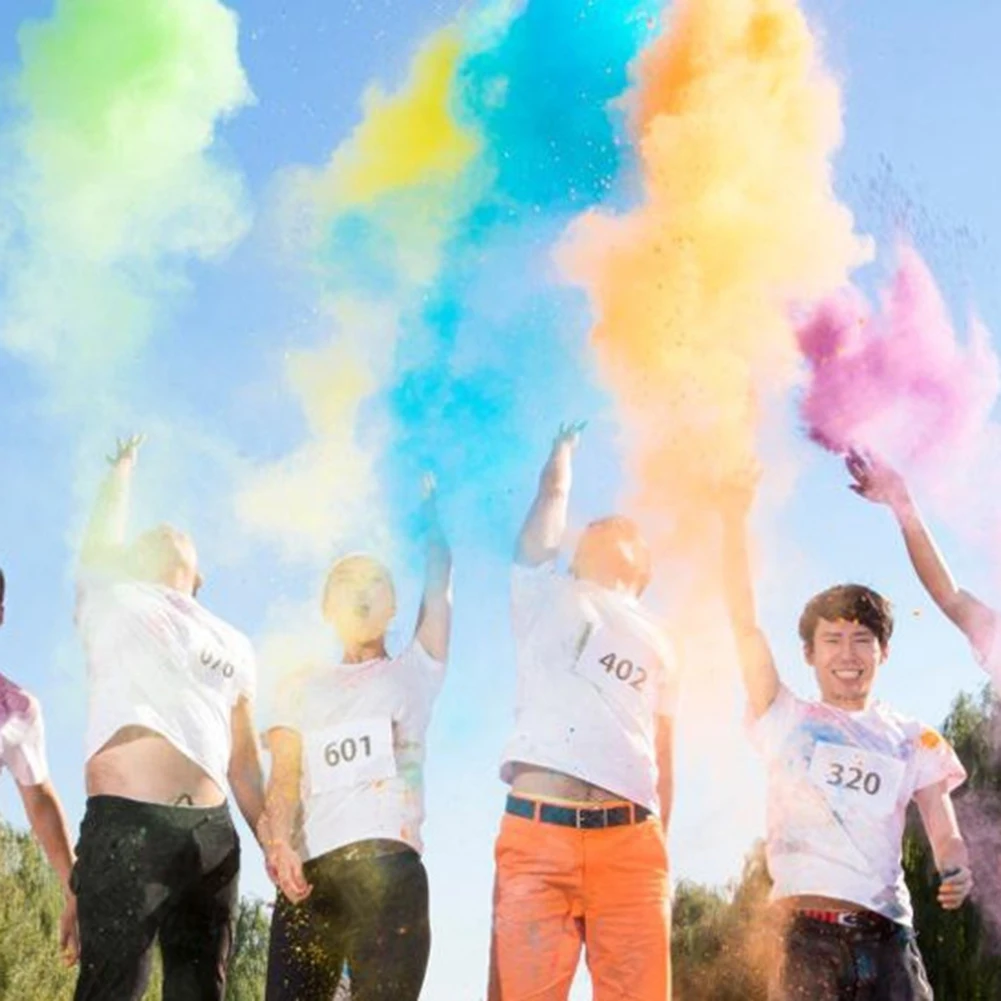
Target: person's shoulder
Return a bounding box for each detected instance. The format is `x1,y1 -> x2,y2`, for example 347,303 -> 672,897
0,673 -> 40,726
870,700 -> 946,747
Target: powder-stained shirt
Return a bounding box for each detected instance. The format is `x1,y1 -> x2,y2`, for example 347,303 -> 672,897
268,640 -> 446,862
752,684 -> 966,926
502,561 -> 678,814
76,572 -> 256,794
0,674 -> 48,787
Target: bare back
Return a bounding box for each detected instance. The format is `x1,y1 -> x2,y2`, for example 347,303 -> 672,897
86,726 -> 225,807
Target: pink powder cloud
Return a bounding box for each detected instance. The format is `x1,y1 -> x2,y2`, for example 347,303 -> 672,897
797,246 -> 999,471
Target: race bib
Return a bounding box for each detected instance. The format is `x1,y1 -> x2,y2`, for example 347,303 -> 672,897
306,716 -> 396,794
195,646 -> 238,693
573,623 -> 658,717
808,740 -> 906,817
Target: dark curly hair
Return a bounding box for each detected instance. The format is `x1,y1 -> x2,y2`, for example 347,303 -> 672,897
798,583 -> 893,654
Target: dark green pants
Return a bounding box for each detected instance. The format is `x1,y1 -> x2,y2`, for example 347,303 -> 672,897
72,795 -> 240,1001
265,840 -> 430,1001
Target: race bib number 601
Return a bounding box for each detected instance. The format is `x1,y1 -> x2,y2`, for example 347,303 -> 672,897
808,740 -> 906,817
307,716 -> 396,794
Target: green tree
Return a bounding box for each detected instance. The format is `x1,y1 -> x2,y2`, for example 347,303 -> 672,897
903,686 -> 1001,999
0,819 -> 269,1000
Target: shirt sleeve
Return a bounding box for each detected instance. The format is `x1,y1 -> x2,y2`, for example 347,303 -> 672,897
747,684 -> 803,760
403,639 -> 447,700
911,726 -> 967,796
265,666 -> 310,734
1,696 -> 50,787
511,561 -> 561,637
655,638 -> 681,719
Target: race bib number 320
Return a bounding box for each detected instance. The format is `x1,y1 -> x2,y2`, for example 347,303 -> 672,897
808,740 -> 906,817
307,716 -> 396,794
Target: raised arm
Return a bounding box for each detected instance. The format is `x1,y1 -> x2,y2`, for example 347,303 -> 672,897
846,451 -> 997,659
720,480 -> 780,718
515,422 -> 586,567
414,474 -> 452,662
79,435 -> 145,571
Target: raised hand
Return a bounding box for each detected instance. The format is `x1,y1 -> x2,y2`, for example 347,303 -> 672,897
421,473 -> 445,537
106,433 -> 146,469
845,449 -> 909,509
554,420 -> 588,450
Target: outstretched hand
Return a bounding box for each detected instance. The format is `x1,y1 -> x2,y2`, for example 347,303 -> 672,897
106,434 -> 146,469
554,420 -> 587,450
845,449 -> 909,509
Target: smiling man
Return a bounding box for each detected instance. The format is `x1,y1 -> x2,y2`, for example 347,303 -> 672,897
721,485 -> 971,1001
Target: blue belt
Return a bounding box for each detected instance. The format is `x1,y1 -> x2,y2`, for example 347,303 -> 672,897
506,794 -> 652,829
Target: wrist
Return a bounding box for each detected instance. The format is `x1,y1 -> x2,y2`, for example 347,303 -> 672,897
889,490 -> 916,520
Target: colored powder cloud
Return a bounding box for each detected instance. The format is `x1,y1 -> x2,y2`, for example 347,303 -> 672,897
558,0 -> 870,566
556,0 -> 872,881
241,0 -> 659,562
237,27 -> 480,561
378,0 -> 660,550
0,0 -> 252,411
797,244 -> 999,474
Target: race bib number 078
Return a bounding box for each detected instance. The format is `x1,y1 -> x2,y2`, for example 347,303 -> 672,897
808,740 -> 906,817
306,716 -> 396,794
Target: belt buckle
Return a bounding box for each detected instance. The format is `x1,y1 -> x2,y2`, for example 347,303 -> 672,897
577,807 -> 607,829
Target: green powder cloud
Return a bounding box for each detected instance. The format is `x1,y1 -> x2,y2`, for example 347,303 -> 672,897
0,0 -> 253,402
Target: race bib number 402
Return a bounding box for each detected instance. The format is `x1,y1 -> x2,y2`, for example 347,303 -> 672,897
306,716 -> 396,794
573,624 -> 657,717
808,740 -> 906,817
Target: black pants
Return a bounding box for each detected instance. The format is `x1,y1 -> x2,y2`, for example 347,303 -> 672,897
265,840 -> 431,1001
770,913 -> 934,1001
72,795 -> 240,1001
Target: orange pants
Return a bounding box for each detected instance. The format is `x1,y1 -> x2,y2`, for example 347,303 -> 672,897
488,801 -> 671,1001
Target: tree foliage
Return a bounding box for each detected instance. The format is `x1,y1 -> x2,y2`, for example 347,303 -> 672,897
0,822 -> 270,1000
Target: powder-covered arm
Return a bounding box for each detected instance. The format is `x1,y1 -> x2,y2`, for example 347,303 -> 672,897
846,451 -> 997,659
79,434 -> 144,571
515,422 -> 586,568
260,725 -> 312,904
415,474 -> 453,662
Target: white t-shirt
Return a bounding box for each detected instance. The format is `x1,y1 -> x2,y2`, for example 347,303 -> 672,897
501,562 -> 678,813
0,674 -> 49,787
268,640 -> 445,862
752,684 -> 966,926
76,573 -> 256,794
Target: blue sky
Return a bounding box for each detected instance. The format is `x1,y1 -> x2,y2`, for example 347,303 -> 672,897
0,1 -> 999,998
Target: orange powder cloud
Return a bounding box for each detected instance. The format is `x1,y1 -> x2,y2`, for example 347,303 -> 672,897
560,0 -> 870,571
558,0 -> 873,870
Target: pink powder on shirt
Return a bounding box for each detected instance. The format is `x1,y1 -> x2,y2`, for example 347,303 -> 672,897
0,675 -> 31,725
